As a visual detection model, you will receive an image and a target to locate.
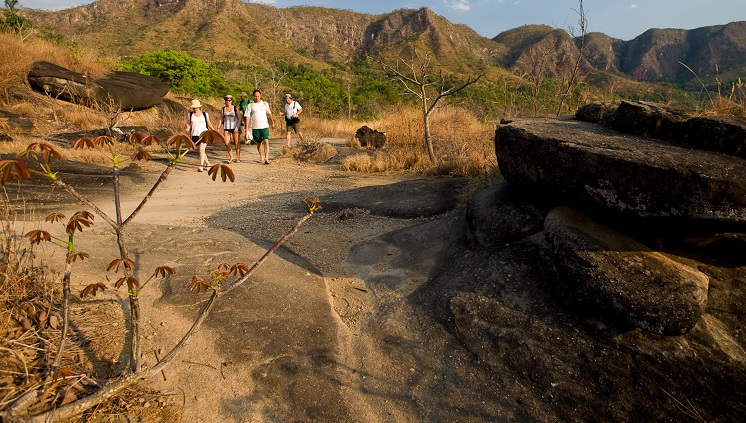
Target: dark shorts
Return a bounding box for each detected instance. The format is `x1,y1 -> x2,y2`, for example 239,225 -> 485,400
192,135 -> 204,145
287,121 -> 302,133
224,128 -> 236,134
252,128 -> 271,142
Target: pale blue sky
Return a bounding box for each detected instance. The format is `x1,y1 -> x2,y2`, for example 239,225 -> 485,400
17,0 -> 746,41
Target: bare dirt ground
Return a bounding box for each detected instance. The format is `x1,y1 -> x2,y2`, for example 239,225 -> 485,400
8,137 -> 471,422
5,136 -> 745,422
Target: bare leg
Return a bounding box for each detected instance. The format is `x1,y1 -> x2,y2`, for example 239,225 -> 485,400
223,131 -> 235,162
298,131 -> 304,142
257,143 -> 263,162
232,132 -> 241,162
286,130 -> 292,147
262,140 -> 270,163
199,143 -> 209,167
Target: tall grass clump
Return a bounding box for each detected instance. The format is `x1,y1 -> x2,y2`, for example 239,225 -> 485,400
0,196 -> 63,410
680,62 -> 746,117
0,33 -> 108,96
703,77 -> 746,117
341,105 -> 497,176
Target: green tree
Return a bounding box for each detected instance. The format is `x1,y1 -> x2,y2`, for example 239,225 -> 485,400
287,64 -> 345,118
119,50 -> 225,96
1,0 -> 33,39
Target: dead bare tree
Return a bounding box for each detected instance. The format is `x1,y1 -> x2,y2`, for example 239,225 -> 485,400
267,64 -> 288,103
516,41 -> 556,116
556,0 -> 587,116
375,48 -> 482,163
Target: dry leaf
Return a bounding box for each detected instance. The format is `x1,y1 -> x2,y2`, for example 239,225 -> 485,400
60,390 -> 78,406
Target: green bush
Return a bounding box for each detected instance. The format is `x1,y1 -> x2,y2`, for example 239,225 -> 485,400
117,50 -> 226,96
0,2 -> 33,37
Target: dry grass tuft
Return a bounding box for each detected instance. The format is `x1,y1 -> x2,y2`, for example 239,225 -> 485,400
0,197 -> 58,408
701,78 -> 746,117
306,117 -> 359,140
0,33 -> 110,97
280,139 -> 338,163
340,105 -> 497,176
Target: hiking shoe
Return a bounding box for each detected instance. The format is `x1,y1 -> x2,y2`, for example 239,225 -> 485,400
197,167 -> 204,172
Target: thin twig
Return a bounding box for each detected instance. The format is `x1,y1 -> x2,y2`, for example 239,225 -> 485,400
182,360 -> 217,370
661,388 -> 705,421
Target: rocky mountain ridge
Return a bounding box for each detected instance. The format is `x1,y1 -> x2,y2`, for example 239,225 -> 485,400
23,0 -> 746,86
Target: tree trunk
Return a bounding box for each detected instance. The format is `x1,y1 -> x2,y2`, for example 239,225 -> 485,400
420,85 -> 436,163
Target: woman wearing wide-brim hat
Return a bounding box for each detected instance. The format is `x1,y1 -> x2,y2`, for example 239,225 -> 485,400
186,99 -> 217,172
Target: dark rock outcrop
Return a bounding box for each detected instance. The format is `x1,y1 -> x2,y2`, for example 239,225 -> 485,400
355,125 -> 386,149
577,100 -> 746,159
494,115 -> 746,229
27,61 -> 167,110
466,183 -> 544,247
0,109 -> 34,133
545,207 -> 709,335
322,178 -> 468,219
467,101 -> 746,336
94,71 -> 168,109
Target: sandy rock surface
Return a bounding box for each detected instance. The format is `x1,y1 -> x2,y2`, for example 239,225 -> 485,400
9,136 -> 744,422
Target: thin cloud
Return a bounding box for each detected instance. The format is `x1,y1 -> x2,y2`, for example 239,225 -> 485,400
630,4 -> 638,9
249,0 -> 277,5
445,0 -> 471,12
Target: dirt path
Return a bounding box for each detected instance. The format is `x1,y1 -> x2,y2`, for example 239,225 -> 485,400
25,137 -> 464,422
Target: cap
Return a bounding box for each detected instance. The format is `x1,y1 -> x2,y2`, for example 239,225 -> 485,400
224,94 -> 233,100
285,94 -> 292,98
190,99 -> 201,108
240,92 -> 247,97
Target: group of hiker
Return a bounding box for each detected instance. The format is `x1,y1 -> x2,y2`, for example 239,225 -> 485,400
186,90 -> 305,170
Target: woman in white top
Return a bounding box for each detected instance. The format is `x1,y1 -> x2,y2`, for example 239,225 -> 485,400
219,94 -> 242,163
185,99 -> 217,172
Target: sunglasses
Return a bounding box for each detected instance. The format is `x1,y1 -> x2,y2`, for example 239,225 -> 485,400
224,99 -> 232,101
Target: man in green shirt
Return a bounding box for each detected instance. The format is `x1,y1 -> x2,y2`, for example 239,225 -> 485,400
238,92 -> 252,143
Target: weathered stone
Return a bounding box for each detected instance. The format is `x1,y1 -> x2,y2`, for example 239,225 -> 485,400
27,61 -> 89,85
678,115 -> 746,159
103,71 -> 170,97
544,206 -> 709,335
600,101 -> 691,139
355,125 -> 386,148
27,61 -> 166,110
92,72 -> 165,110
0,109 -> 34,132
322,178 -> 468,218
577,101 -> 746,159
494,117 -> 746,229
466,183 -> 545,247
155,98 -> 188,115
27,61 -> 90,102
574,101 -> 619,123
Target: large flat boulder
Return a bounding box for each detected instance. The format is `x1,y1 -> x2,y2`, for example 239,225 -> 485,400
92,71 -> 167,110
544,206 -> 710,335
577,101 -> 746,159
494,117 -> 746,229
27,61 -> 166,110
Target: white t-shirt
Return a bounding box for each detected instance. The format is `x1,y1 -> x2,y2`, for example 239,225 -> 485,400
246,100 -> 271,129
285,101 -> 302,119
